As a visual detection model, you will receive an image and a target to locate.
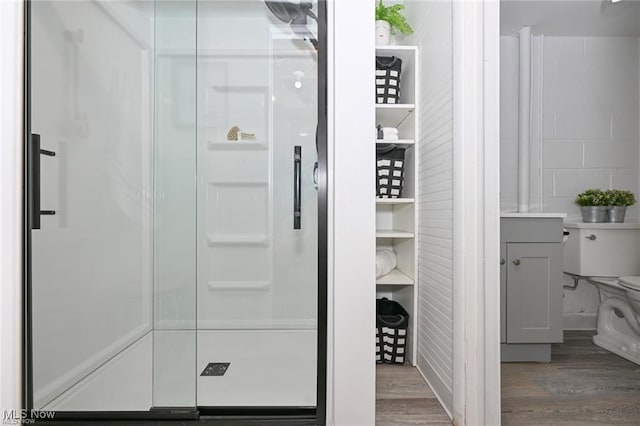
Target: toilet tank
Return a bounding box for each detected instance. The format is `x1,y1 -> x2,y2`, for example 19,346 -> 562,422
564,222 -> 640,277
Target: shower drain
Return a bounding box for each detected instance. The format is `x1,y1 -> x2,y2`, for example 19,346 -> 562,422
201,362 -> 230,376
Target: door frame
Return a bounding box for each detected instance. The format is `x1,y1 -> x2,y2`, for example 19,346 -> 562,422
325,0 -> 377,424
0,0 -> 25,417
452,0 -> 501,425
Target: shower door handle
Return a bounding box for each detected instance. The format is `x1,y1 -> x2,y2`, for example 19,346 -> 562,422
294,146 -> 302,230
30,133 -> 56,230
31,134 -> 42,229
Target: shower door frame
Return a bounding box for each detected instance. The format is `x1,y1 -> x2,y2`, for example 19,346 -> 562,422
21,0 -> 328,423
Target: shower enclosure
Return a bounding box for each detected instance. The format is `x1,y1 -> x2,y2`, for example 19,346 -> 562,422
24,0 -> 326,422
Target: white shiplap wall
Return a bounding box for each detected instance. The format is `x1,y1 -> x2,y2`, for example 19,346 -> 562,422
404,0 -> 454,415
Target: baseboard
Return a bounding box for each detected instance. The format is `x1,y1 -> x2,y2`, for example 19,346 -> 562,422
416,352 -> 453,420
501,343 -> 551,362
563,312 -> 597,331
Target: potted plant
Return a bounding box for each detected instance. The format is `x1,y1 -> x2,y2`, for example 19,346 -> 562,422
575,189 -> 608,223
604,189 -> 636,223
375,1 -> 414,46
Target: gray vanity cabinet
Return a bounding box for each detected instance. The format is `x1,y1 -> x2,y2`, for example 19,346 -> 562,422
505,243 -> 563,343
501,217 -> 564,361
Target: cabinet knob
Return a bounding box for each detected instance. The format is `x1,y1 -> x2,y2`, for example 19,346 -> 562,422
500,259 -> 506,265
585,234 -> 597,240
513,259 -> 521,266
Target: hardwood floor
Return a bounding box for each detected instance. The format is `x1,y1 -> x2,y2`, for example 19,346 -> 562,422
376,364 -> 451,426
376,332 -> 640,425
502,330 -> 640,425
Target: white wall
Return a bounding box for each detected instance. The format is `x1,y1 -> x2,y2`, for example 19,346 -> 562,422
501,36 -> 640,218
195,6 -> 318,331
500,35 -> 640,326
405,0 -> 454,416
0,0 -> 24,416
329,0 -> 376,424
500,36 -> 519,213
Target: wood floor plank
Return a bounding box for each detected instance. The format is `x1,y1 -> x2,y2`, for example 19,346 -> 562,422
376,364 -> 451,425
376,398 -> 451,426
376,364 -> 435,400
502,331 -> 640,425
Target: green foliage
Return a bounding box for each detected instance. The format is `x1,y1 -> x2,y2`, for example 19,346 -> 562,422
605,189 -> 636,207
574,189 -> 608,207
375,0 -> 414,35
574,189 -> 637,206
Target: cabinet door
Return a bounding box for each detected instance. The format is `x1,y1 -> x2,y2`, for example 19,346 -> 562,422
506,243 -> 563,343
500,243 -> 506,343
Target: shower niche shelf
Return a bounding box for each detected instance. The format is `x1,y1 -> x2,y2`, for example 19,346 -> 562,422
207,236 -> 270,246
207,281 -> 271,292
208,140 -> 268,151
374,45 -> 419,366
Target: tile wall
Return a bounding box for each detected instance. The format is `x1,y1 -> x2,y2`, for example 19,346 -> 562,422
501,35 -> 640,325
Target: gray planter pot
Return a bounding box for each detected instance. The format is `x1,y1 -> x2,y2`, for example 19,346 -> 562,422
580,206 -> 607,223
607,206 -> 627,223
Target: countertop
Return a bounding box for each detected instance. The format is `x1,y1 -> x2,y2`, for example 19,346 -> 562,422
501,212 -> 568,219
564,221 -> 640,229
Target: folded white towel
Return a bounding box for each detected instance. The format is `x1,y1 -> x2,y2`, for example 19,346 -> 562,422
381,128 -> 399,139
382,135 -> 399,141
376,248 -> 397,278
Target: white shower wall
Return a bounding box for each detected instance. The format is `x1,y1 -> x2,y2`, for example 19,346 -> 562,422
501,35 -> 640,325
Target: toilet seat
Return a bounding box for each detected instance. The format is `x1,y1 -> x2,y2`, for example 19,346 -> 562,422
618,276 -> 640,291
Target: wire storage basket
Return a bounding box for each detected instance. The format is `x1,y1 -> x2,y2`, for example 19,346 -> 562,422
376,297 -> 409,364
376,144 -> 405,198
375,56 -> 402,104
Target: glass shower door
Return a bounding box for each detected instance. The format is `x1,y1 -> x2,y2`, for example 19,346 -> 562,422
28,0 -> 155,411
27,0 -> 325,418
194,0 -> 321,408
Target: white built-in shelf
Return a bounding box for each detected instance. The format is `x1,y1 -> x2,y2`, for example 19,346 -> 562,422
376,268 -> 414,286
376,198 -> 415,204
376,139 -> 414,145
374,44 -> 418,364
375,104 -> 415,128
376,103 -> 415,110
376,45 -> 418,52
376,230 -> 414,239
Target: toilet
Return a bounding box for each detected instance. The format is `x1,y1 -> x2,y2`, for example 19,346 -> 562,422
564,222 -> 640,365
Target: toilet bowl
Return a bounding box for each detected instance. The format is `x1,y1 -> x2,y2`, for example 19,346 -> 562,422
588,277 -> 640,364
564,222 -> 640,365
